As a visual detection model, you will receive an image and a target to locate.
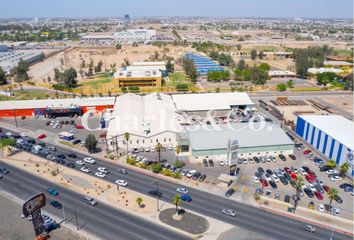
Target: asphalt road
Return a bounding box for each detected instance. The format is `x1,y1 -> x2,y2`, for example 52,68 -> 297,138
0,162 -> 191,240
2,128 -> 353,240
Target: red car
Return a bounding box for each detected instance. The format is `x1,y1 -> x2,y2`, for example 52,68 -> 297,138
305,174 -> 315,183
303,150 -> 311,155
290,173 -> 298,180
284,167 -> 292,174
76,124 -> 84,129
322,185 -> 330,193
260,178 -> 269,187
314,191 -> 323,200
37,134 -> 47,140
307,170 -> 317,179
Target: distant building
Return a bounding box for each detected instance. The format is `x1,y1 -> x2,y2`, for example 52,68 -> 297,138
114,29 -> 156,44
124,14 -> 131,23
268,70 -> 296,78
0,50 -> 44,74
263,51 -> 293,60
323,61 -> 353,68
0,45 -> 8,52
183,52 -> 224,75
113,61 -> 166,88
81,34 -> 115,44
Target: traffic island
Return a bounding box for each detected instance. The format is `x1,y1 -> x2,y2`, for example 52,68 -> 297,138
159,208 -> 209,235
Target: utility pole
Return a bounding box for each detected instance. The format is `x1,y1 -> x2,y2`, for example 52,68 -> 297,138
62,204 -> 66,221
74,210 -> 79,230
13,108 -> 18,128
115,136 -> 119,158
151,181 -> 160,212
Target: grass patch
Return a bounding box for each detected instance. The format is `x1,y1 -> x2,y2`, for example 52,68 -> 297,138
169,72 -> 187,82
333,49 -> 353,58
14,91 -> 56,100
293,87 -> 326,91
58,140 -> 73,147
80,77 -> 113,87
0,95 -> 14,101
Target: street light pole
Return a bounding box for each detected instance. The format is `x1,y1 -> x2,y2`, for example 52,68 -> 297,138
156,181 -> 160,212
74,210 -> 79,230
62,204 -> 66,221
13,108 -> 18,128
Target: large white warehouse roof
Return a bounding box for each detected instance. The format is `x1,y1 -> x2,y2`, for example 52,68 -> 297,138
299,115 -> 354,150
172,92 -> 254,111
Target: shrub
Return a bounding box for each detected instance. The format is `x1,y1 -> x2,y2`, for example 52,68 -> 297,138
172,172 -> 181,179
151,163 -> 162,173
51,170 -> 58,176
126,156 -> 136,165
162,169 -> 171,176
173,160 -> 185,168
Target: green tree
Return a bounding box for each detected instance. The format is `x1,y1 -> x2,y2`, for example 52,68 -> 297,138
124,132 -> 130,155
175,145 -> 181,161
173,194 -> 182,215
258,63 -> 270,72
237,59 -> 247,71
136,197 -> 143,207
293,176 -> 304,212
13,60 -> 29,82
339,163 -> 350,177
236,44 -> 242,51
63,67 -> 78,88
287,79 -> 294,88
328,188 -> 338,207
54,68 -> 61,83
151,163 -> 162,173
209,51 -> 219,60
95,60 -> 103,73
250,66 -> 268,85
85,134 -> 98,153
250,49 -> 257,60
258,51 -> 264,60
0,67 -> 7,85
326,159 -> 337,169
165,58 -> 174,73
174,159 -> 184,168
277,83 -> 287,91
115,43 -> 122,50
176,83 -> 189,92
218,53 -> 234,66
294,50 -> 311,78
182,58 -> 198,83
155,143 -> 162,162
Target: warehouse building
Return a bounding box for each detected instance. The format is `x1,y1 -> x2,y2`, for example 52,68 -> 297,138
187,122 -> 294,157
183,52 -> 224,75
0,50 -> 44,73
114,29 -> 156,44
295,115 -> 354,176
113,61 -> 166,88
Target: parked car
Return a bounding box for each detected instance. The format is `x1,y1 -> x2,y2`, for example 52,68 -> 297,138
208,159 -> 214,167
72,139 -> 81,145
288,154 -> 296,160
67,153 -> 77,158
279,154 -> 286,161
37,134 -> 47,140
66,162 -> 75,168
84,157 -> 96,164
115,180 -> 128,187
225,189 -> 235,197
203,159 -> 208,167
199,174 -> 207,182
284,195 -> 290,203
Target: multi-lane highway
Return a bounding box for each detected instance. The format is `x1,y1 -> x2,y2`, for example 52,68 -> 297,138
0,162 -> 191,240
1,128 -> 352,240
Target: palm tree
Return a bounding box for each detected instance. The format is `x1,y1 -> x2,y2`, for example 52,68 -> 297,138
173,194 -> 181,215
293,175 -> 304,212
326,160 -> 337,169
155,143 -> 162,162
339,163 -> 349,177
124,132 -> 130,155
136,197 -> 143,207
175,145 -> 181,161
328,188 -> 339,207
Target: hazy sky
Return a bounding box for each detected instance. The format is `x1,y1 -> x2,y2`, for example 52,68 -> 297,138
1,0 -> 353,19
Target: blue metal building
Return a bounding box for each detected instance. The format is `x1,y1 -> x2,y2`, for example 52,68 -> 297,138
183,52 -> 224,74
295,115 -> 354,176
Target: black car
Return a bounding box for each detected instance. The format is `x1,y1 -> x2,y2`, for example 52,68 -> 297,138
255,172 -> 262,179
46,121 -> 51,126
320,165 -> 331,172
199,174 -> 207,182
0,168 -> 9,174
57,154 -> 66,159
237,159 -> 243,164
304,188 -> 314,198
279,154 -> 286,161
302,166 -> 310,173
119,169 -> 128,174
225,189 -> 235,197
314,184 -> 324,194
72,139 -> 81,145
279,176 -> 288,185
45,222 -> 61,233
258,167 -> 265,175
284,173 -> 291,181
67,153 -> 77,158
253,156 -> 260,163
50,200 -> 62,209
284,195 -> 291,203
266,169 -> 273,175
203,159 -> 208,167
288,154 -> 296,160
269,180 -> 277,189
66,162 -> 75,168
340,183 -> 353,189
148,189 -> 162,198
334,195 -> 343,204
192,172 -> 201,180
208,159 -> 214,167
56,159 -> 65,164
289,180 -> 296,188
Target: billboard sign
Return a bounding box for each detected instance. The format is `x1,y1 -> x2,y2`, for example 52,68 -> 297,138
227,139 -> 239,175
31,209 -> 45,236
22,193 -> 46,218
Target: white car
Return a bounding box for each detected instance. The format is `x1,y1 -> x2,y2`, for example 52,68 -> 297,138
332,208 -> 340,216
306,183 -> 316,192
20,133 -> 26,137
186,170 -> 196,178
224,160 -> 228,166
80,167 -> 91,173
176,187 -> 189,194
271,174 -> 280,182
253,176 -> 260,183
318,204 -> 325,213
76,160 -> 85,165
97,167 -> 109,174
263,173 -> 272,182
221,208 -> 236,217
84,157 -> 96,164
95,172 -> 106,178
219,160 -> 225,166
168,144 -> 174,150
115,180 -> 128,187
326,169 -> 337,175
144,147 -> 150,152
329,175 -> 342,181
298,168 -> 307,176
5,132 -> 12,136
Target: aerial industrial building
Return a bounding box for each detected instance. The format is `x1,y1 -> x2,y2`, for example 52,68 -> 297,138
183,52 -> 224,75
0,49 -> 44,73
296,115 -> 354,175
114,29 -> 156,44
